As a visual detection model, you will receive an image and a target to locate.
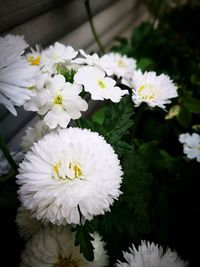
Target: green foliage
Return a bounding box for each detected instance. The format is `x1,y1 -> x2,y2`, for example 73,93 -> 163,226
74,224 -> 94,261
57,65 -> 77,83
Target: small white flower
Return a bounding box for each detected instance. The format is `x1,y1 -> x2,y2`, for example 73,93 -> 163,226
104,52 -> 137,79
38,74 -> 88,129
41,42 -> 78,73
21,120 -> 51,151
0,35 -> 39,115
16,207 -> 45,240
116,240 -> 188,267
17,127 -> 123,225
73,49 -> 116,76
26,45 -> 41,66
74,66 -> 128,102
125,70 -> 178,109
179,133 -> 200,162
20,226 -> 109,267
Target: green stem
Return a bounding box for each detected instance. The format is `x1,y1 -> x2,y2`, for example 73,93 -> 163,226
0,136 -> 18,172
84,0 -> 105,53
132,103 -> 146,136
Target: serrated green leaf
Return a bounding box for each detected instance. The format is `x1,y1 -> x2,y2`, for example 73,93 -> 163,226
74,225 -> 94,261
177,106 -> 191,128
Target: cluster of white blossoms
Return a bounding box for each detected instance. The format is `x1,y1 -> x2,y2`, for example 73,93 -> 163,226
123,70 -> 178,109
0,35 -> 39,116
17,127 -> 123,225
179,133 -> 200,162
20,225 -> 108,267
115,241 -> 188,267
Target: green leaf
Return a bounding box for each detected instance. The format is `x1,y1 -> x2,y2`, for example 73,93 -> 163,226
137,57 -> 155,71
74,225 -> 94,261
177,106 -> 191,128
91,106 -> 105,125
112,140 -> 134,157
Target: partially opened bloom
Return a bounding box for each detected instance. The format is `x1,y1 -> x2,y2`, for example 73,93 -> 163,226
20,226 -> 108,267
74,66 -> 128,102
41,42 -> 78,73
115,241 -> 188,267
37,74 -> 88,129
125,70 -> 178,109
0,35 -> 39,115
179,133 -> 200,162
17,127 -> 123,225
21,120 -> 51,151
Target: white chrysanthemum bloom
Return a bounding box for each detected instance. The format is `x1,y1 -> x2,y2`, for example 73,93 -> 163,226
0,150 -> 23,175
17,127 -> 123,225
41,42 -> 78,73
105,52 -> 137,79
36,74 -> 88,129
0,35 -> 39,115
74,66 -> 128,102
115,241 -> 188,267
16,207 -> 45,240
20,226 -> 108,267
179,133 -> 200,162
125,70 -> 178,109
21,120 -> 51,151
73,49 -> 116,76
26,45 -> 41,66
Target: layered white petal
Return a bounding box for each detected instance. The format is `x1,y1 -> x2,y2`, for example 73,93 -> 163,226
179,133 -> 200,162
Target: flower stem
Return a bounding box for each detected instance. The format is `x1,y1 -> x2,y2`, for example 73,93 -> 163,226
84,0 -> 105,53
0,136 -> 18,172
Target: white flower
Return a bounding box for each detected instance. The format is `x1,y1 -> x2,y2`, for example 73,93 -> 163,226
73,49 -> 116,76
26,45 -> 41,66
21,120 -> 51,151
74,66 -> 128,102
16,207 -> 45,240
125,70 -> 178,109
36,74 -> 88,129
0,150 -> 23,175
104,52 -> 137,79
115,241 -> 188,267
179,133 -> 200,162
41,42 -> 78,73
0,35 -> 39,115
17,127 -> 123,225
20,226 -> 109,267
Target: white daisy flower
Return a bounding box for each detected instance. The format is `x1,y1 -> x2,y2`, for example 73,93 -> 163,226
20,226 -> 109,267
0,35 -> 39,115
16,207 -> 45,240
179,133 -> 200,162
74,66 -> 128,102
41,42 -> 78,73
17,127 -> 123,225
35,74 -> 88,129
125,70 -> 178,109
21,120 -> 51,152
104,52 -> 137,79
116,240 -> 188,267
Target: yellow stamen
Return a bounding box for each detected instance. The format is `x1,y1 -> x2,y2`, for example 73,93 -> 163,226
53,256 -> 79,267
54,95 -> 63,105
117,59 -> 126,68
98,80 -> 106,89
53,162 -> 61,175
73,164 -> 82,178
28,55 -> 41,65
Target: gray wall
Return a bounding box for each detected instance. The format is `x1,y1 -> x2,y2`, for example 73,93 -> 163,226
0,0 -> 149,150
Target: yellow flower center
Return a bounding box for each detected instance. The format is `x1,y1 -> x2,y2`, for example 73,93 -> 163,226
54,95 -> 63,105
138,84 -> 156,101
117,59 -> 126,68
27,55 -> 41,65
98,80 -> 106,89
53,161 -> 83,181
53,256 -> 79,267
197,145 -> 200,151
